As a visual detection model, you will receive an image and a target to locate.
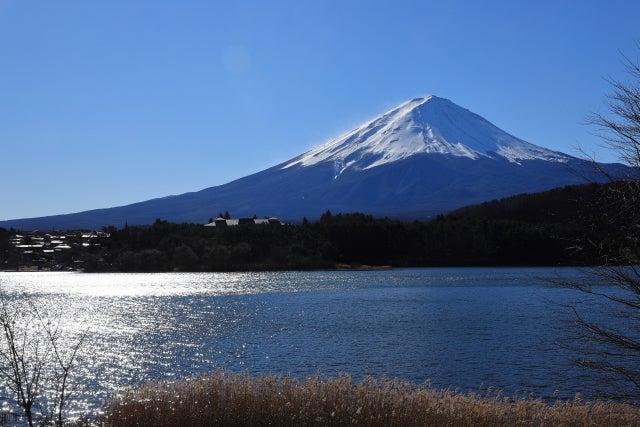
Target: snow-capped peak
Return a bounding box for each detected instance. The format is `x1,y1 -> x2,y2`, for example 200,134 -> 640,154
282,95 -> 569,176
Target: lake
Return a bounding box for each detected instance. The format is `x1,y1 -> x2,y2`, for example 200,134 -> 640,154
0,268 -> 623,418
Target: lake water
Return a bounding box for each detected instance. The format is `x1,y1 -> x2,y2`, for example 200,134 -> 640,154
0,268 -> 623,418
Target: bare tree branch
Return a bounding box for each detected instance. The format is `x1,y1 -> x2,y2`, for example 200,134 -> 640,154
564,45 -> 640,401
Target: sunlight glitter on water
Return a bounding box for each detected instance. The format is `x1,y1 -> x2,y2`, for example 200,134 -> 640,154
0,271 -> 308,297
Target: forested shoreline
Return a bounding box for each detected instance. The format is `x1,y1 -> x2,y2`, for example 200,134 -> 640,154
0,183 -> 623,272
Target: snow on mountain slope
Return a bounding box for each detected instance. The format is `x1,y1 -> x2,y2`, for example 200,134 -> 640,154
283,95 -> 570,177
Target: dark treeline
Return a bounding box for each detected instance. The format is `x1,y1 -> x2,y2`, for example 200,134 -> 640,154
78,214 -> 578,272
1,182 -> 628,272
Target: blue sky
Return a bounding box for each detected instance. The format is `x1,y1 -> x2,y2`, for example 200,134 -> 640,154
1,0 -> 639,221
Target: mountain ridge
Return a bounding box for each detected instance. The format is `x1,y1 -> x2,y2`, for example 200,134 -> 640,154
0,95 -> 630,230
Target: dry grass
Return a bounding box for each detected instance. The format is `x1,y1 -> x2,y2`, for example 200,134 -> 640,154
100,371 -> 640,427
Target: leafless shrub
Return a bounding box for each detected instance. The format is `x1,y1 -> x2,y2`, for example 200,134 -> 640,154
0,289 -> 86,426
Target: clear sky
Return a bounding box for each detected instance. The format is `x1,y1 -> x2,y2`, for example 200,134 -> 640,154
1,0 -> 639,221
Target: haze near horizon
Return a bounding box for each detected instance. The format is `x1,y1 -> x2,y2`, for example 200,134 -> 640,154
1,0 -> 639,220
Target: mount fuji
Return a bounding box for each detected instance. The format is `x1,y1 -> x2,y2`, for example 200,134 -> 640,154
1,95 -> 629,230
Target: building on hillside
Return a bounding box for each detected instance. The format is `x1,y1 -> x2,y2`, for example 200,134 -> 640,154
204,217 -> 283,227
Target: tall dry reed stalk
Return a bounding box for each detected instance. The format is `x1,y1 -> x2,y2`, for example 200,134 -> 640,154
101,371 -> 640,427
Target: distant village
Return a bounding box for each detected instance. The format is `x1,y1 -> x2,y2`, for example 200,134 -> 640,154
3,216 -> 284,271
5,231 -> 111,271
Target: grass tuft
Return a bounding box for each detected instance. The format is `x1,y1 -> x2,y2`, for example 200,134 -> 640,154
100,371 -> 640,427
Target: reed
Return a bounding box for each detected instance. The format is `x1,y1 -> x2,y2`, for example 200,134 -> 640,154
101,371 -> 640,427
